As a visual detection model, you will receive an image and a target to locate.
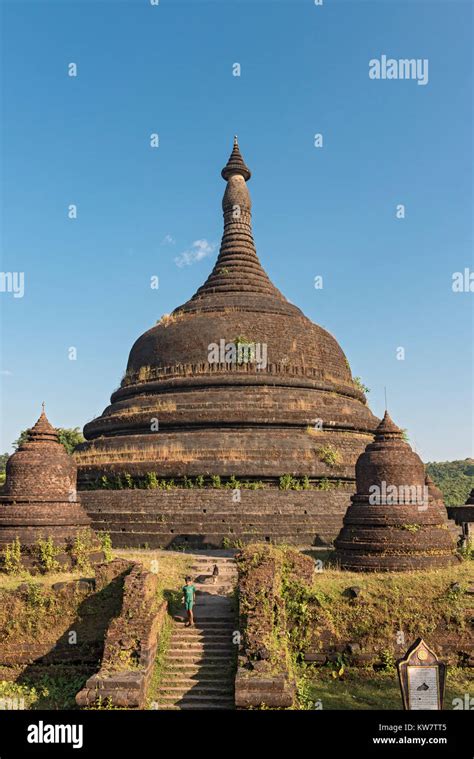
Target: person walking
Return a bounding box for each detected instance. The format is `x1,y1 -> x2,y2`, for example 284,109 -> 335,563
182,575 -> 196,627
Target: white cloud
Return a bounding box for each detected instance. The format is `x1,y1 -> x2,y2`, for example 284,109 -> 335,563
161,234 -> 176,246
0,370 -> 12,376
174,239 -> 216,268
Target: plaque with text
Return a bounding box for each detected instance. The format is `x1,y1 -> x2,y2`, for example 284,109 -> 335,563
397,638 -> 445,710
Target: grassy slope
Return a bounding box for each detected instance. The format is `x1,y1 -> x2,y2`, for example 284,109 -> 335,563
302,558 -> 472,653
300,666 -> 473,710
0,548 -> 193,709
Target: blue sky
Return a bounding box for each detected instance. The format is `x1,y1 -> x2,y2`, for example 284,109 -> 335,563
0,0 -> 472,460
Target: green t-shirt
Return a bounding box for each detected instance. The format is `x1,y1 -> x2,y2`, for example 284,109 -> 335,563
183,584 -> 196,603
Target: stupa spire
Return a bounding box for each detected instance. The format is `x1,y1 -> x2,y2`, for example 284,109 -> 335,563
221,135 -> 251,181
375,410 -> 403,439
186,137 -> 286,304
24,404 -> 59,446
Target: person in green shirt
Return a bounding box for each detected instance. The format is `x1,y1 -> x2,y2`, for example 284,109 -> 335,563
182,576 -> 196,627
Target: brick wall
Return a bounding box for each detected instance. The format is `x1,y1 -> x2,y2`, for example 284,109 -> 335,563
81,488 -> 352,548
76,563 -> 167,709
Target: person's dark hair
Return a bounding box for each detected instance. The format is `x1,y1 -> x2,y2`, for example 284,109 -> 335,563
185,575 -> 192,582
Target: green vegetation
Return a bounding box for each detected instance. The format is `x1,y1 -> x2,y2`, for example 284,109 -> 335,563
284,559 -> 472,658
71,529 -> 96,572
278,474 -> 344,491
146,615 -> 173,709
99,532 -> 113,562
0,674 -> 86,710
296,665 -> 472,710
3,538 -> 22,574
113,548 -> 193,603
0,452 -> 8,471
353,377 -> 370,394
88,460 -> 474,507
237,543 -> 472,710
426,459 -> 474,506
316,445 -> 341,468
36,537 -> 61,573
92,473 -> 332,491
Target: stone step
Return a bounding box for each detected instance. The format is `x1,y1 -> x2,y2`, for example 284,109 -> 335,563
157,685 -> 233,696
191,617 -> 236,623
168,640 -> 236,652
163,665 -> 235,676
194,584 -> 236,589
156,694 -> 235,707
155,703 -> 232,711
166,652 -> 234,662
190,555 -> 236,560
171,627 -> 235,642
161,672 -> 233,683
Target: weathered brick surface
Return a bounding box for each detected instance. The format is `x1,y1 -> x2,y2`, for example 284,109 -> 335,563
334,413 -> 458,571
235,545 -> 313,708
81,488 -> 352,548
0,409 -> 100,567
76,563 -> 167,709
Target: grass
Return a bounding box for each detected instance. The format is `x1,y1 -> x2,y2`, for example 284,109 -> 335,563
0,672 -> 88,710
279,549 -> 473,673
301,559 -> 472,653
113,548 -> 193,601
145,614 -> 173,709
298,665 -> 473,710
0,569 -> 86,592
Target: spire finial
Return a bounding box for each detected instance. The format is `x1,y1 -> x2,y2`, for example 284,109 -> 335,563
221,136 -> 251,181
41,401 -> 46,414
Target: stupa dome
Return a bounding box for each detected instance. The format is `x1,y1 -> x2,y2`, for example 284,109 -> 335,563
76,138 -> 377,491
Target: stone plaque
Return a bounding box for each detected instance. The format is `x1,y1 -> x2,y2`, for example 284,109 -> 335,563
397,638 -> 445,710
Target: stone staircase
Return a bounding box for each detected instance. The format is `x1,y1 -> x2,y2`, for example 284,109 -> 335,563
154,554 -> 238,710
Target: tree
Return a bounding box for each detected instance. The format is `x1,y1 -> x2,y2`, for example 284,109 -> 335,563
13,427 -> 84,455
425,459 -> 474,507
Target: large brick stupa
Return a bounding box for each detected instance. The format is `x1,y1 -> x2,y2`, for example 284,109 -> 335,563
76,139 -> 379,548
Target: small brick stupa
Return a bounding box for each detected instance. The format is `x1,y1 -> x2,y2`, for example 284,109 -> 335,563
334,412 -> 458,571
0,406 -> 100,570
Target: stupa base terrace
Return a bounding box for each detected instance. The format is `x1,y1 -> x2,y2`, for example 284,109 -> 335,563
79,486 -> 354,549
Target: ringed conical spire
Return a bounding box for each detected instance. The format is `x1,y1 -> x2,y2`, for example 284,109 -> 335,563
376,410 -> 402,437
23,405 -> 59,446
183,137 -> 293,309
221,136 -> 251,181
